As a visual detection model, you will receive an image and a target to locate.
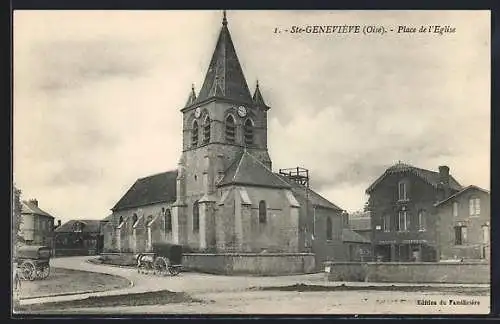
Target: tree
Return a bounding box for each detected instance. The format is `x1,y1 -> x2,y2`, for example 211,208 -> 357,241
12,184 -> 24,256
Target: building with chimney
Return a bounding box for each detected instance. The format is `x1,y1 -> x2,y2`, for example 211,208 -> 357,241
103,12 -> 346,270
366,163 -> 464,262
20,199 -> 55,247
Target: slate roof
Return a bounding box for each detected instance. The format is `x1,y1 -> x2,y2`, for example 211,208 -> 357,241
217,150 -> 291,189
55,219 -> 102,233
102,214 -> 113,222
342,228 -> 371,244
112,170 -> 178,211
194,12 -> 254,106
434,185 -> 490,207
252,81 -> 269,109
349,217 -> 371,231
366,162 -> 462,194
21,201 -> 55,218
277,175 -> 344,211
184,84 -> 197,107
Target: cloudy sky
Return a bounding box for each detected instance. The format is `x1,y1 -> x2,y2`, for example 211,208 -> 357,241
13,10 -> 490,222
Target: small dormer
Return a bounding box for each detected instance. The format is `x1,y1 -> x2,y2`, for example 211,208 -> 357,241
73,221 -> 84,233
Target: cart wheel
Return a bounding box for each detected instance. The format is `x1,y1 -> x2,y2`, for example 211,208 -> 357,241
168,265 -> 181,276
20,261 -> 36,281
154,257 -> 169,276
40,265 -> 50,279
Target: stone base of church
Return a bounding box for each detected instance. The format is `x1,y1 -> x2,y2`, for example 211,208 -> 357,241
182,252 -> 316,275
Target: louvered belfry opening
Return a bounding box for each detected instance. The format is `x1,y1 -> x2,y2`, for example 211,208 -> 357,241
203,116 -> 211,145
192,120 -> 199,147
225,115 -> 236,143
244,119 -> 254,145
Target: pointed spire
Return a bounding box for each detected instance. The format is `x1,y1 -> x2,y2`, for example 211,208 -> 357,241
184,83 -> 197,107
222,10 -> 227,26
252,79 -> 269,110
196,10 -> 253,105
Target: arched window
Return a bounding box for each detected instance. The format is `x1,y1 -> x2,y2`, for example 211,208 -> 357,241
244,118 -> 254,145
326,217 -> 332,240
132,213 -> 138,225
191,120 -> 199,147
203,116 -> 211,145
119,216 -> 124,225
258,200 -> 267,224
225,115 -> 236,143
165,209 -> 172,232
193,200 -> 199,232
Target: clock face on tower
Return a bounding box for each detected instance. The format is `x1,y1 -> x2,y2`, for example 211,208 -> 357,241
194,107 -> 201,118
237,105 -> 247,117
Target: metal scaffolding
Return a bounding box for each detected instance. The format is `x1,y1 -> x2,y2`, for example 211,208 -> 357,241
278,167 -> 310,187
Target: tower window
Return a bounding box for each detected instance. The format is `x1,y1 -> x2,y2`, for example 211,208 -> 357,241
326,217 -> 333,240
225,115 -> 236,143
244,118 -> 254,145
192,120 -> 199,147
119,216 -> 124,225
132,213 -> 138,226
203,116 -> 211,145
258,200 -> 267,224
193,200 -> 200,233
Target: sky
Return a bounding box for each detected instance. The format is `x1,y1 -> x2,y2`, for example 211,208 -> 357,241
13,10 -> 490,223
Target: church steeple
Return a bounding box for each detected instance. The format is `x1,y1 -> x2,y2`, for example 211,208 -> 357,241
252,80 -> 270,110
195,10 -> 253,105
184,83 -> 197,107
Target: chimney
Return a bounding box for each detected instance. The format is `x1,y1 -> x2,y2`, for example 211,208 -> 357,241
29,199 -> 38,207
438,165 -> 451,200
438,165 -> 450,186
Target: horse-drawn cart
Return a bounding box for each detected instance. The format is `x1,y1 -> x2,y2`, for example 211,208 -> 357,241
16,245 -> 51,281
136,243 -> 183,276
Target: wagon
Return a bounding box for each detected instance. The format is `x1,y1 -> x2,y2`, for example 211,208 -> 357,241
136,243 -> 183,276
16,245 -> 51,281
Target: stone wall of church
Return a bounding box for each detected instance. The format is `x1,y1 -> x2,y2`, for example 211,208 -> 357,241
106,202 -> 175,252
214,189 -> 237,251
215,186 -> 300,253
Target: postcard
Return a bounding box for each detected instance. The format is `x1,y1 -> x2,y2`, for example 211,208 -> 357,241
12,9 -> 490,315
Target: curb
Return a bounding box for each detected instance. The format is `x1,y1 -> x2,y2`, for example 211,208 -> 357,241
86,259 -> 136,269
18,265 -> 135,303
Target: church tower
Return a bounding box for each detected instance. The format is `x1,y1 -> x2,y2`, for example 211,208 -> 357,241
172,11 -> 272,249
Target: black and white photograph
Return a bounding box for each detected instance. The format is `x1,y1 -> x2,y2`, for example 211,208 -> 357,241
12,9 -> 490,315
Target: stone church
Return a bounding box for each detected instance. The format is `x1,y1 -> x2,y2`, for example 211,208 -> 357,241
103,12 -> 347,266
